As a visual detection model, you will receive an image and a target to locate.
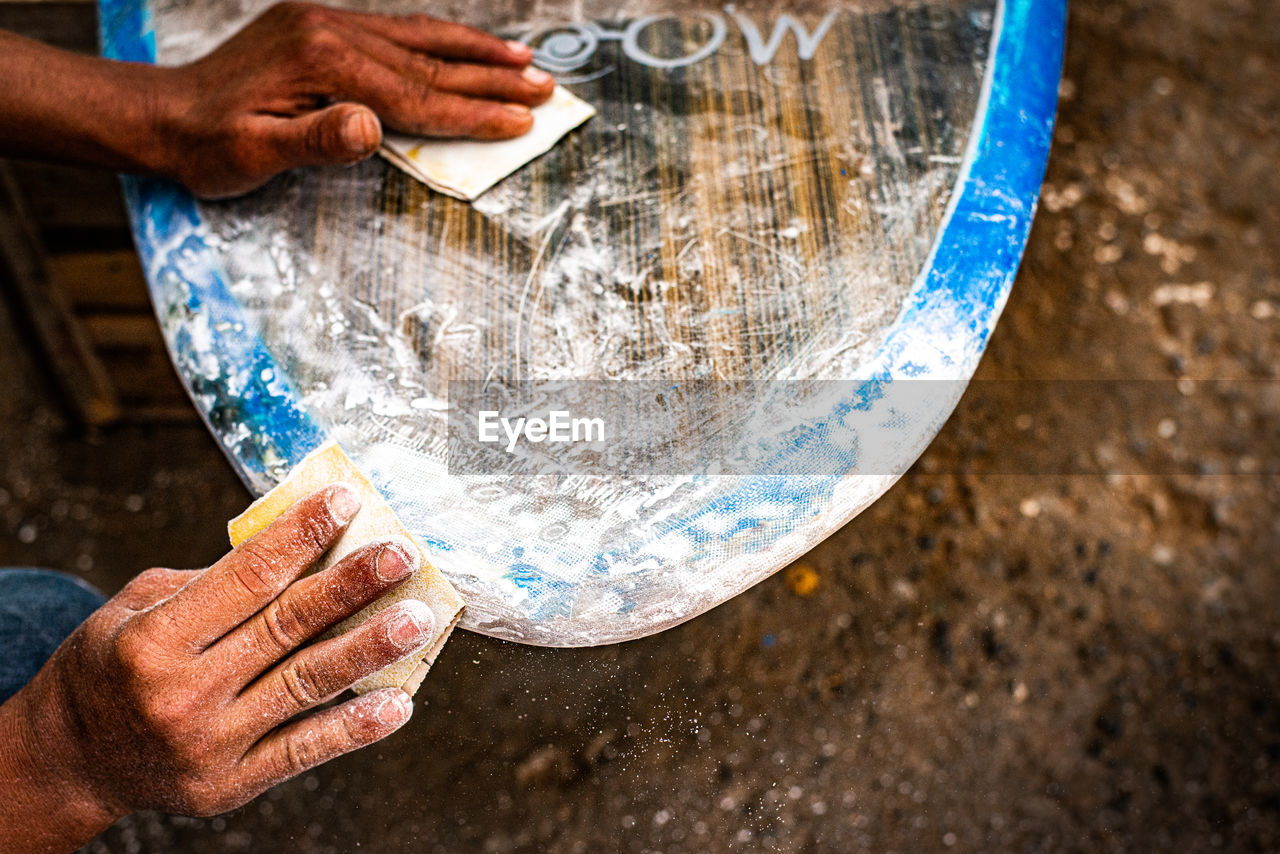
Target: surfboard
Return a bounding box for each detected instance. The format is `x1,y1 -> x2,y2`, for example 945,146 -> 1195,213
99,0 -> 1065,645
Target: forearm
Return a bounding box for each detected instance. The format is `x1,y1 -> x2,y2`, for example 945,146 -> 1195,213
0,30 -> 177,176
0,677 -> 122,853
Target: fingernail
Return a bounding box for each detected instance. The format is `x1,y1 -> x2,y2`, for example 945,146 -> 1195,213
377,538 -> 419,583
522,66 -> 553,87
342,110 -> 379,154
387,601 -> 434,650
503,103 -> 532,117
505,39 -> 532,57
375,690 -> 412,726
328,485 -> 361,525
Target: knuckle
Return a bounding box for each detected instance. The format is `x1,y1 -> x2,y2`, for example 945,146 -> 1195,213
112,621 -> 162,675
297,25 -> 346,60
414,57 -> 443,91
231,542 -> 285,598
296,505 -> 339,553
138,691 -> 198,738
134,566 -> 169,587
304,114 -> 332,156
338,710 -> 370,746
284,729 -> 326,775
332,562 -> 374,610
259,598 -> 308,652
117,567 -> 170,608
478,113 -> 522,140
280,656 -> 328,709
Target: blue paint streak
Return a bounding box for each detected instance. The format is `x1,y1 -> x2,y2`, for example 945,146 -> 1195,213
100,0 -> 324,478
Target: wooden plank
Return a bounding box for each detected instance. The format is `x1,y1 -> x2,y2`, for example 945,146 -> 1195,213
50,250 -> 150,311
0,162 -> 122,426
0,2 -> 96,53
82,312 -> 165,350
6,161 -> 132,235
98,348 -> 188,400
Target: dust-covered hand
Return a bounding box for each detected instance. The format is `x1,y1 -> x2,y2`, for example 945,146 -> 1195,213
0,485 -> 434,853
156,2 -> 555,196
0,2 -> 554,197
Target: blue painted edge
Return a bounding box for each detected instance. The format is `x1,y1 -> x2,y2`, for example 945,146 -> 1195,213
907,0 -> 1067,348
100,0 -> 325,481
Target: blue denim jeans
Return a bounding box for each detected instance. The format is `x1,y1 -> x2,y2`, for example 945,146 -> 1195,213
0,569 -> 105,703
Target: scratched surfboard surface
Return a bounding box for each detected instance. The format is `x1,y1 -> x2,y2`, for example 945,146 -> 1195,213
101,0 -> 1065,644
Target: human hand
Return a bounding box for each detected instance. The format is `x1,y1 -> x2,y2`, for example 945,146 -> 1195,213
154,2 -> 555,196
0,484 -> 434,850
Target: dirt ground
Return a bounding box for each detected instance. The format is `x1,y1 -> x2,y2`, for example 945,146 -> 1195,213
2,0 -> 1278,851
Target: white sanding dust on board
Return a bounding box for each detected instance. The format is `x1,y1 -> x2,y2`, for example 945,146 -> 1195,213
381,86 -> 597,200
228,441 -> 465,695
143,0 -> 1002,645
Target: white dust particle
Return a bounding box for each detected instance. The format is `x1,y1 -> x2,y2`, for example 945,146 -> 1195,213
1150,282 -> 1214,308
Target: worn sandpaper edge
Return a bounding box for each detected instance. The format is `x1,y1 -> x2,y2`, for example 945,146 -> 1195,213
377,145 -> 469,200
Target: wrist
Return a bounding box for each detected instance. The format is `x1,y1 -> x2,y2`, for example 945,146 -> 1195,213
0,671 -> 125,849
95,61 -> 191,181
0,32 -> 190,182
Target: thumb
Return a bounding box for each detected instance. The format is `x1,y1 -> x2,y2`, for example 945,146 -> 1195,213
271,103 -> 383,168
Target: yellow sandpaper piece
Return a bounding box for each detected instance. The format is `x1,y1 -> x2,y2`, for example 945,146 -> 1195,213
228,441 -> 464,696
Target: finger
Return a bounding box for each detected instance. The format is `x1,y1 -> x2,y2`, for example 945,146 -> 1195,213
319,52 -> 537,138
344,11 -> 533,65
205,537 -> 419,688
241,599 -> 435,724
115,567 -> 198,611
388,89 -> 535,139
334,23 -> 553,106
256,103 -> 382,172
239,688 -> 412,790
420,61 -> 554,105
144,484 -> 360,650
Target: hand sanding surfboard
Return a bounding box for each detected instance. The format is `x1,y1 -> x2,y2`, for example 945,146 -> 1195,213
228,440 -> 464,695
101,0 -> 1066,646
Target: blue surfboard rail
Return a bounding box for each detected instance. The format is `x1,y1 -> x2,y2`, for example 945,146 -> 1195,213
99,0 -> 1067,642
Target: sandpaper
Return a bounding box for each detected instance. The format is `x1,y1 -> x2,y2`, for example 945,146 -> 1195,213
380,85 -> 596,200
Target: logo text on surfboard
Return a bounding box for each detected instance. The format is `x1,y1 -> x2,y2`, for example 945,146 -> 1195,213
527,6 -> 839,74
